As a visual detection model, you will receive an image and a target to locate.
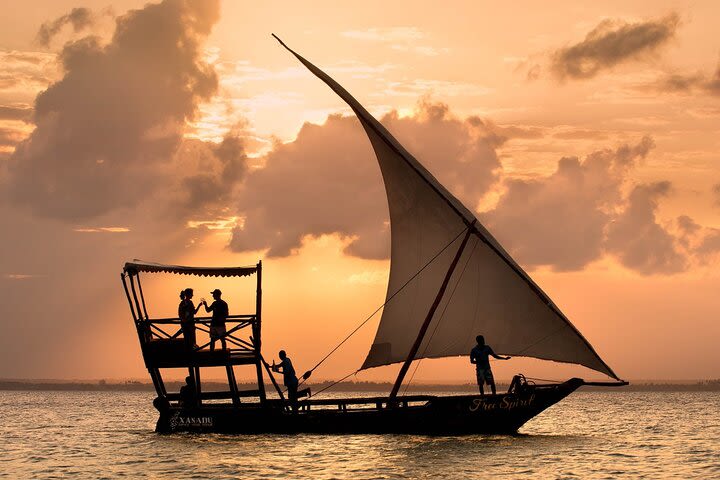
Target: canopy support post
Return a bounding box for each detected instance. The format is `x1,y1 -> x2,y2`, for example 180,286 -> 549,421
254,261 -> 267,403
128,273 -> 151,344
127,274 -> 144,326
388,222 -> 476,401
194,366 -> 202,406
226,365 -> 240,407
120,274 -> 137,323
136,273 -> 149,319
149,368 -> 166,397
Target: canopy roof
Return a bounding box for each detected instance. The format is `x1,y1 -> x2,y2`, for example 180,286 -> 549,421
124,260 -> 258,277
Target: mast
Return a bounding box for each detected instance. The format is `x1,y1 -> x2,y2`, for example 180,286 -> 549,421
389,223 -> 476,400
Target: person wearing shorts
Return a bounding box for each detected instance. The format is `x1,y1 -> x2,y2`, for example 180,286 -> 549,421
470,335 -> 511,395
202,289 -> 228,351
476,367 -> 494,391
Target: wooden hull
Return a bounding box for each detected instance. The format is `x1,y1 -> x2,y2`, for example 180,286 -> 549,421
155,378 -> 583,435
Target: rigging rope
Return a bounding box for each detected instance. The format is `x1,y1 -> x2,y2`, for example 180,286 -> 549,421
298,225 -> 471,388
523,376 -> 563,384
402,358 -> 423,396
309,369 -> 359,397
401,236 -> 479,395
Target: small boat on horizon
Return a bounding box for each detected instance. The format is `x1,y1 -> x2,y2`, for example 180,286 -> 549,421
120,36 -> 627,435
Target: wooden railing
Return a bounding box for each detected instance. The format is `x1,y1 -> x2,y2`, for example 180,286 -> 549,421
139,314 -> 258,353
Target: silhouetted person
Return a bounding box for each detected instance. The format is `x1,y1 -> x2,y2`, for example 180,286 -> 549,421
179,288 -> 202,351
272,350 -> 299,412
178,290 -> 186,317
170,290 -> 187,342
470,335 -> 510,395
202,289 -> 228,351
179,375 -> 197,408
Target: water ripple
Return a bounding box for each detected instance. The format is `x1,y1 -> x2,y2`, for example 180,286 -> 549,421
1,391 -> 718,479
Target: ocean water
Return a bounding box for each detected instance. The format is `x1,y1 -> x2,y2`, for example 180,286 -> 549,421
1,390 -> 718,479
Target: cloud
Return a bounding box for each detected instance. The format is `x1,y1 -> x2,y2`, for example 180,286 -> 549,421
705,61 -> 720,95
676,214 -> 701,249
650,60 -> 720,96
482,137 -> 655,271
73,227 -> 130,233
667,209 -> 720,265
605,182 -> 687,274
551,13 -> 679,80
342,27 -> 449,57
714,183 -> 720,207
484,135 -> 710,275
654,72 -> 705,93
492,124 -> 545,140
175,132 -> 248,218
347,270 -> 388,285
230,100 -> 504,259
342,27 -> 425,43
526,64 -> 541,81
0,50 -> 56,97
695,229 -> 720,260
4,0 -> 221,220
552,128 -> 609,140
228,111 -> 703,276
0,105 -> 32,122
379,79 -> 492,98
3,274 -> 42,280
0,126 -> 27,148
0,1 -> 243,380
36,8 -> 95,47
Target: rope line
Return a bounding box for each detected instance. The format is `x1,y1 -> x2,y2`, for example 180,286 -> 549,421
523,376 -> 563,384
402,236 -> 479,395
298,225 -> 471,387
402,359 -> 423,396
309,370 -> 359,397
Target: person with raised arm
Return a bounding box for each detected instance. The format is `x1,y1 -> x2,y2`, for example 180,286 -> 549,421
470,335 -> 511,395
201,289 -> 229,351
271,350 -> 299,412
179,288 -> 202,351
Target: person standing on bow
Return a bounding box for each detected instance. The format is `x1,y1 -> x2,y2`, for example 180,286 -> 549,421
202,289 -> 228,351
179,288 -> 202,351
271,350 -> 299,412
470,335 -> 510,395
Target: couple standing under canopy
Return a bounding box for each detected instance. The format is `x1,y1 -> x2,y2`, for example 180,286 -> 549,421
178,288 -> 229,351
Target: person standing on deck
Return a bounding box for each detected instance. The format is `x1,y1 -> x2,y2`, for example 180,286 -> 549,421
178,290 -> 186,317
470,335 -> 510,395
180,288 -> 202,351
202,289 -> 228,351
170,290 -> 186,342
272,350 -> 299,412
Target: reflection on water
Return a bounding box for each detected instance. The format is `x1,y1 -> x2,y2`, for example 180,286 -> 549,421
1,391 -> 718,478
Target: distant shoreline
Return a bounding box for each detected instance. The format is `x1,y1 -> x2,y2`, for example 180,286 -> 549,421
1,380 -> 718,392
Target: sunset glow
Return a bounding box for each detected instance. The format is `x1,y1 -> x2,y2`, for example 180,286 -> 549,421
1,0 -> 719,384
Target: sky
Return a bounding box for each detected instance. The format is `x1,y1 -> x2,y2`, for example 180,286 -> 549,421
0,0 -> 719,384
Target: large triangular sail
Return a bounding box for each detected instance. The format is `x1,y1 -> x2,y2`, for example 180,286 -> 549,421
274,36 -> 619,380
